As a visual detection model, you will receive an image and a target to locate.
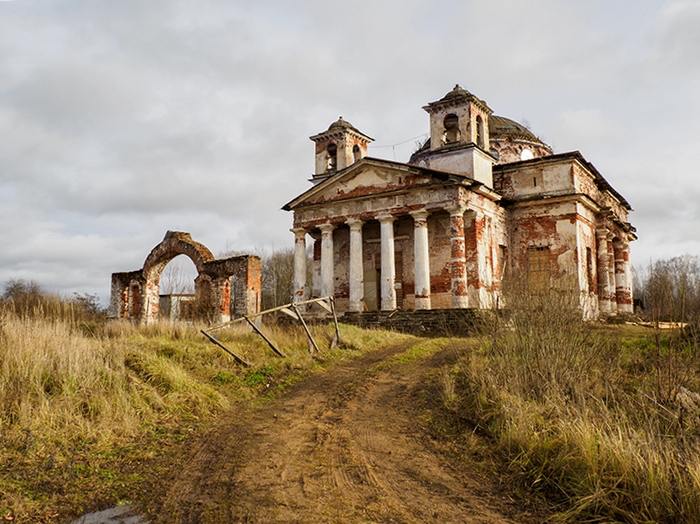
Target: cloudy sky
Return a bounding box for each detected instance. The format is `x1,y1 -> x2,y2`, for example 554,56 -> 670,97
1,0 -> 699,302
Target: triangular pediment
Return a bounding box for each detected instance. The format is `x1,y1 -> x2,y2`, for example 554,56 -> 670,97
283,158 -> 441,210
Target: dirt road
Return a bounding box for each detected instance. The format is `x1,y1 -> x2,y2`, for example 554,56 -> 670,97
151,339 -> 542,523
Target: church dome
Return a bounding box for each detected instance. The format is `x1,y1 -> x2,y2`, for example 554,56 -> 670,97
488,115 -> 552,163
490,115 -> 542,143
409,114 -> 552,165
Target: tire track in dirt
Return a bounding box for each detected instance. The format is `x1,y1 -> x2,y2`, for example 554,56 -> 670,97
152,340 -> 542,523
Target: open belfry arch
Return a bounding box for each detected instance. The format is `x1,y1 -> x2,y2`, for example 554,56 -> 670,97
111,231 -> 261,324
284,85 -> 636,319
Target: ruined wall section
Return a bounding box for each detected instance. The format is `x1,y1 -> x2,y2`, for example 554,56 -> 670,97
508,199 -> 580,280
460,187 -> 508,308
110,232 -> 261,324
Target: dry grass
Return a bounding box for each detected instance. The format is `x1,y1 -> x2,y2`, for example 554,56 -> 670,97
0,311 -> 407,522
446,283 -> 700,523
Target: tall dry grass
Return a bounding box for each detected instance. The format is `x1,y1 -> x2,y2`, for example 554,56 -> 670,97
448,281 -> 700,522
0,299 -> 406,520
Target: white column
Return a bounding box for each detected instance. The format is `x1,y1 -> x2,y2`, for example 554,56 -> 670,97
319,223 -> 335,298
291,227 -> 307,303
410,209 -> 431,310
595,229 -> 612,314
346,218 -> 364,312
378,213 -> 397,311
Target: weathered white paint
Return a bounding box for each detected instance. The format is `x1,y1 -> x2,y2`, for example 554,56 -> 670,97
596,228 -> 612,314
378,214 -> 397,311
346,218 -> 364,312
292,227 -> 307,303
319,223 -> 335,298
410,209 -> 431,310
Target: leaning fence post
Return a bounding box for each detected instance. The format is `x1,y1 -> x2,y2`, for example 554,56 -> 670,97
200,330 -> 252,367
244,316 -> 286,358
329,296 -> 341,349
292,303 -> 320,354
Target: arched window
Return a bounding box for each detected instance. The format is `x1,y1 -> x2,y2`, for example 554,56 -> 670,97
520,148 -> 534,161
326,143 -> 337,172
352,144 -> 361,162
476,115 -> 485,148
442,113 -> 460,144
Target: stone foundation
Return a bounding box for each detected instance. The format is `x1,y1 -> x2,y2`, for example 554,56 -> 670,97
341,309 -> 486,337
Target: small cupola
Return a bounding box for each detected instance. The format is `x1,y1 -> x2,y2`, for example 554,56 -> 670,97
423,84 -> 493,152
309,117 -> 373,180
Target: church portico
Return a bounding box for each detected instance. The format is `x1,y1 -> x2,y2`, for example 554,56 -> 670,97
290,197 -> 500,313
284,85 -> 636,319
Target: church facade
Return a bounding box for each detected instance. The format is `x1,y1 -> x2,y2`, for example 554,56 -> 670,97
283,85 -> 636,318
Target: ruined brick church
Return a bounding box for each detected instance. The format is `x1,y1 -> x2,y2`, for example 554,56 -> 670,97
284,85 -> 636,318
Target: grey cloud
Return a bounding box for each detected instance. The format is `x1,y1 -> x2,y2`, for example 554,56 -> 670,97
0,0 -> 698,303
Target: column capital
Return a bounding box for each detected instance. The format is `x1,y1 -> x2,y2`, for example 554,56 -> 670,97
377,213 -> 396,224
446,204 -> 467,217
291,227 -> 307,239
595,227 -> 609,240
318,222 -> 335,234
409,209 -> 430,223
345,217 -> 364,230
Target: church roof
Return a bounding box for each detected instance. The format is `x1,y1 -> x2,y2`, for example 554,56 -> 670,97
327,116 -> 355,131
424,84 -> 491,112
310,116 -> 374,142
282,157 -> 488,211
493,150 -> 632,210
489,115 -> 544,144
409,114 -> 550,163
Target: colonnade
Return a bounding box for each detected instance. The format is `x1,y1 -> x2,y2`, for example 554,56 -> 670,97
291,206 -> 475,312
595,228 -> 633,314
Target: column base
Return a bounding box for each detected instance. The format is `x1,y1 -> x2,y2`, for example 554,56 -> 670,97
348,301 -> 363,313
415,297 -> 431,310
381,300 -> 397,311
451,296 -> 469,308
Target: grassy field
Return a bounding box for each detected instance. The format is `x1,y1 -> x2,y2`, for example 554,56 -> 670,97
0,311 -> 408,522
444,291 -> 700,523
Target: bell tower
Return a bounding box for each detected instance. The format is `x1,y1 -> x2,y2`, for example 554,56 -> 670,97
309,117 -> 373,181
420,85 -> 495,187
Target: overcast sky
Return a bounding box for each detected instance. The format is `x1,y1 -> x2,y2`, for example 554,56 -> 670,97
1,0 -> 698,302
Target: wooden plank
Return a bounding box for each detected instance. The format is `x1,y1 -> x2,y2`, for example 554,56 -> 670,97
316,298 -> 333,314
279,307 -> 299,320
329,296 -> 341,349
292,303 -> 320,354
206,315 -> 247,333
206,296 -> 335,333
244,316 -> 286,358
200,330 -> 251,367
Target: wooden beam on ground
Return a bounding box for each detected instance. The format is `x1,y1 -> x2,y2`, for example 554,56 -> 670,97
200,330 -> 251,367
292,303 -> 320,354
244,316 -> 286,358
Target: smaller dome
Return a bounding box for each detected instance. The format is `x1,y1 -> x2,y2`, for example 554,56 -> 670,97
328,116 -> 354,131
439,84 -> 473,101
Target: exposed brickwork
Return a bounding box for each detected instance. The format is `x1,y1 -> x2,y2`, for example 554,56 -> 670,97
285,86 -> 636,320
110,231 -> 261,324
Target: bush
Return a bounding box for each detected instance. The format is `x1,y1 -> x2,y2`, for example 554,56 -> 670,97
447,279 -> 700,522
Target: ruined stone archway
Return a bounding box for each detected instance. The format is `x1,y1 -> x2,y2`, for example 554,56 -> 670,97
111,231 -> 261,324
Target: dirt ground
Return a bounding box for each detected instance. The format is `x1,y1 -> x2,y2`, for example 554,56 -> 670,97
149,339 -> 545,523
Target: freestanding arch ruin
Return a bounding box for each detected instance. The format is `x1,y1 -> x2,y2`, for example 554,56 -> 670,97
110,231 -> 261,324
